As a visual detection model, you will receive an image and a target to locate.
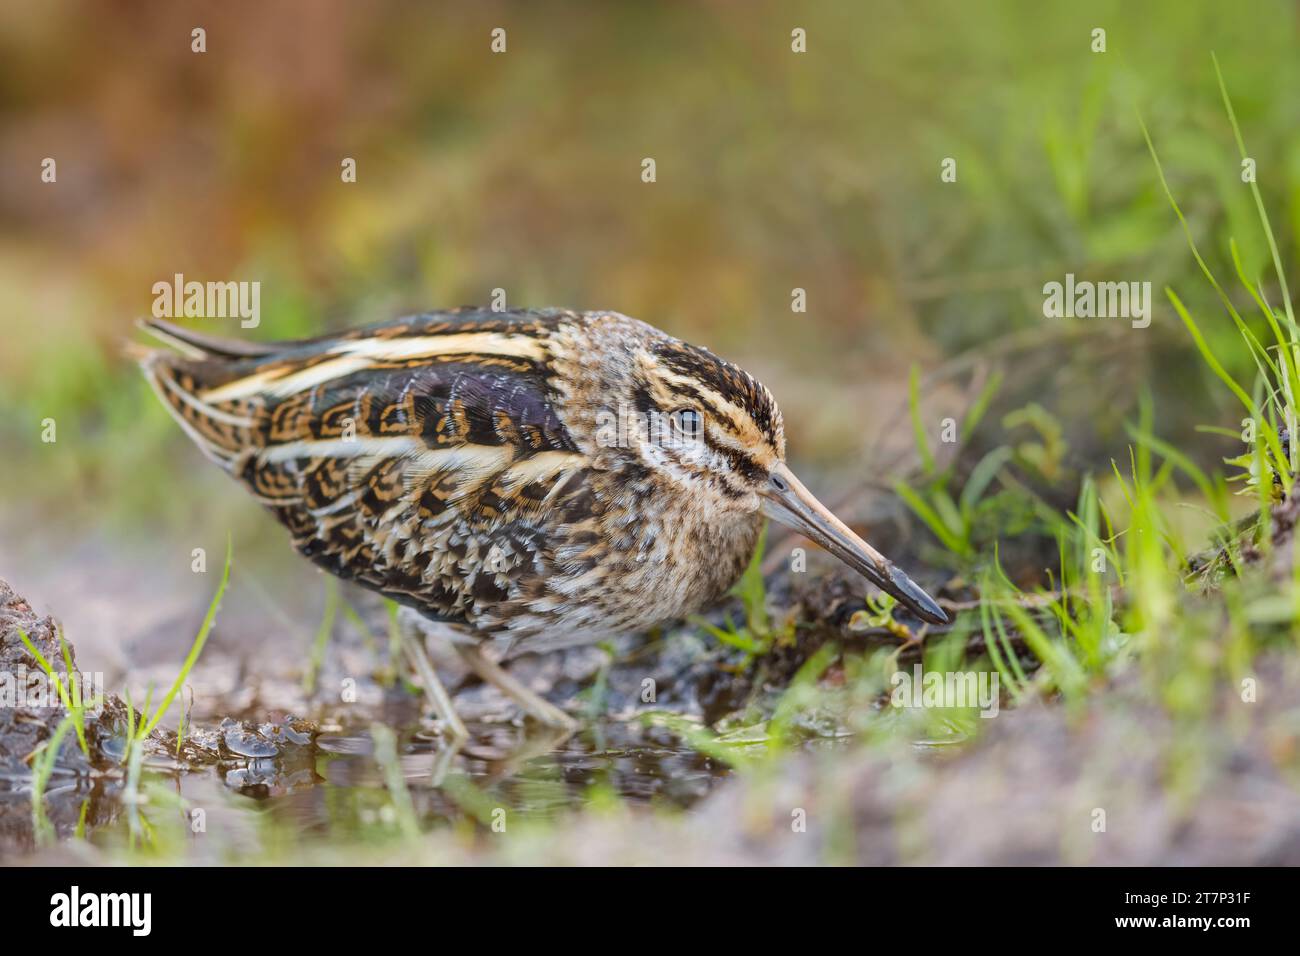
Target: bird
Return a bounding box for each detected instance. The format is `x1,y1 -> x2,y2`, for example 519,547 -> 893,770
136,307 -> 949,736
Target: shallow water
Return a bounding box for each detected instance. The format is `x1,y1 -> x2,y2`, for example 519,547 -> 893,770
2,714 -> 736,861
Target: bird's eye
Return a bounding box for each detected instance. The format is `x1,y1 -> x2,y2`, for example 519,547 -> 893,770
670,407 -> 703,440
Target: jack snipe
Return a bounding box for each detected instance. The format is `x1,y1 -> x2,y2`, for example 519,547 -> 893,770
138,308 -> 948,734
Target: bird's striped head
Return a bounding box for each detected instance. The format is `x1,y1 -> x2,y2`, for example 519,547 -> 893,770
610,338 -> 786,504
585,326 -> 946,625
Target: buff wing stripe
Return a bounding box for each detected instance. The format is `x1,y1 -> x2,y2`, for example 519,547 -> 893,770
201,331 -> 550,403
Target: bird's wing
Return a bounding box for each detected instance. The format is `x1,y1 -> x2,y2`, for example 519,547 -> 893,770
138,312 -> 591,624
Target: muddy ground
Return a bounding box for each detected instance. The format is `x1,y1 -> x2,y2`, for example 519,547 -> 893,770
5,557 -> 1300,865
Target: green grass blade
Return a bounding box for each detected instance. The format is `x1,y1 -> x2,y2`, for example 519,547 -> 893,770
140,535 -> 231,737
895,481 -> 972,557
1166,288 -> 1255,412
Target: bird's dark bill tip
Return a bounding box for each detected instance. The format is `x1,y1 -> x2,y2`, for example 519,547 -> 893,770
886,564 -> 950,625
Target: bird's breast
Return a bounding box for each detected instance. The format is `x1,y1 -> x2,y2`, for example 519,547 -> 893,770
507,482 -> 764,653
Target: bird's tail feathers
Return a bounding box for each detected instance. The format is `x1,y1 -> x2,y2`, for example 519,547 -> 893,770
132,326 -> 260,471
135,317 -> 281,360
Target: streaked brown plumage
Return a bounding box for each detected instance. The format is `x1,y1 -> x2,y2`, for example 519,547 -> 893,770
138,307 -> 947,728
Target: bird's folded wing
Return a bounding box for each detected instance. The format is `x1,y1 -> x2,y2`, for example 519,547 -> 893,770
139,311 -> 592,616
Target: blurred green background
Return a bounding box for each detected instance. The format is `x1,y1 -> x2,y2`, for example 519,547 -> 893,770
1,0 -> 1298,608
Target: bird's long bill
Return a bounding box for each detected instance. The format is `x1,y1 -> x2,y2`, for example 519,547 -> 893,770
761,462 -> 950,625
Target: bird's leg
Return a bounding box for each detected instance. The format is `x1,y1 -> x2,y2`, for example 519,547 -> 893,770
453,644 -> 578,732
399,624 -> 468,741
425,733 -> 460,788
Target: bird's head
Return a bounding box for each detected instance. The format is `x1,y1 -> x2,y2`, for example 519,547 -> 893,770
582,328 -> 949,626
